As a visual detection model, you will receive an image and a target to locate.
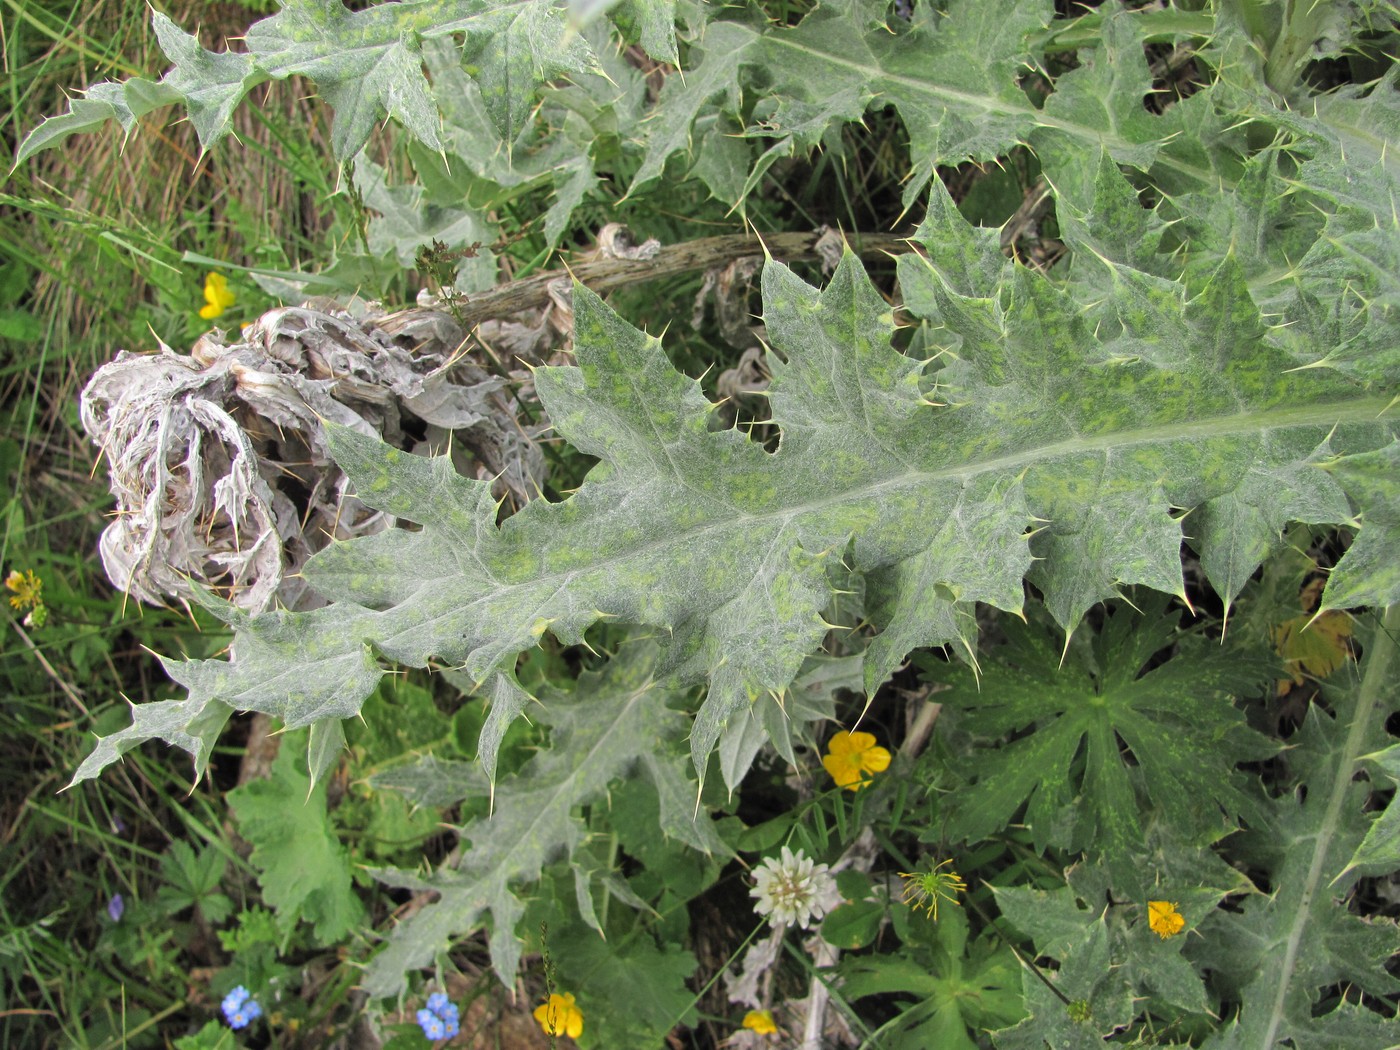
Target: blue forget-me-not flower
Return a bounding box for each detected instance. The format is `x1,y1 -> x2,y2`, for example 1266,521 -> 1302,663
222,986 -> 263,1030
416,990 -> 461,1041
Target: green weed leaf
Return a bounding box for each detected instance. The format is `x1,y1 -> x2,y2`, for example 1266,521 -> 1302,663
551,914 -> 700,1046
156,840 -> 232,924
841,907 -> 1024,1050
227,729 -> 365,946
12,76 -> 182,166
991,851 -> 1247,1047
932,597 -> 1277,862
17,0 -> 609,164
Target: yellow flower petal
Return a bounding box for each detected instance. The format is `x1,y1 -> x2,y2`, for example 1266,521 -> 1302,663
823,730 -> 890,791
861,744 -> 891,774
533,992 -> 584,1039
822,751 -> 863,788
742,1009 -> 777,1035
831,730 -> 873,755
200,272 -> 235,320
1147,900 -> 1185,939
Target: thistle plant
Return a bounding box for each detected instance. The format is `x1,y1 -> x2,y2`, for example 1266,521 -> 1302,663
17,0 -> 1400,1046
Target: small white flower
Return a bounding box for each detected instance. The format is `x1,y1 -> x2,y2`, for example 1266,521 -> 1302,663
750,846 -> 842,929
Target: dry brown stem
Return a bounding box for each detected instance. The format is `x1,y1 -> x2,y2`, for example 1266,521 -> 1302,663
445,230 -> 914,331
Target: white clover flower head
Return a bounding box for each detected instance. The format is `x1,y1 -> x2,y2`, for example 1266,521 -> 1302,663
750,845 -> 842,929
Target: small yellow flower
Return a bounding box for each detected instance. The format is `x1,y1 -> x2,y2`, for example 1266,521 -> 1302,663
5,569 -> 41,611
199,272 -> 236,320
5,569 -> 46,625
742,1009 -> 777,1035
1147,900 -> 1185,939
533,992 -> 583,1039
822,730 -> 891,791
898,859 -> 967,920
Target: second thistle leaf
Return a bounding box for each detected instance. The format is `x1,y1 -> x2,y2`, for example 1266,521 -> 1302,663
365,635 -> 724,992
1194,608 -> 1400,1049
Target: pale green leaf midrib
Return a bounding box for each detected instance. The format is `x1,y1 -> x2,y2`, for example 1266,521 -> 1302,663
910,396 -> 1388,482
369,394 -> 1388,662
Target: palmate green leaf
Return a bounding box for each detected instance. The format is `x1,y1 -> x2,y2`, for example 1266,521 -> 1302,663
155,840 -> 232,924
840,907 -> 1025,1050
930,597 -> 1277,863
74,163 -> 1400,794
227,728 -> 365,946
16,0 -> 614,165
1194,607 -> 1400,1050
364,636 -> 724,992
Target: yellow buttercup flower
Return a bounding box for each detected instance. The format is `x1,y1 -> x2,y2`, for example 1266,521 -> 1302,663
742,1009 -> 777,1035
533,991 -> 583,1039
199,272 -> 236,320
822,730 -> 891,791
1147,900 -> 1185,939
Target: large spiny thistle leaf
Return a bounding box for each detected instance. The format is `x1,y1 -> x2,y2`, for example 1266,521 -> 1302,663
17,0 -> 1238,213
73,163 -> 1400,795
635,0 -> 1069,211
635,0 -> 1056,208
638,0 -> 1236,211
